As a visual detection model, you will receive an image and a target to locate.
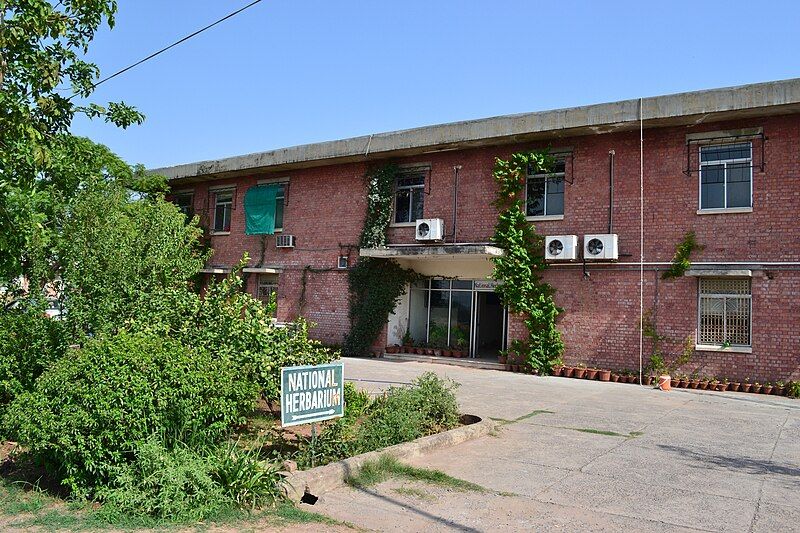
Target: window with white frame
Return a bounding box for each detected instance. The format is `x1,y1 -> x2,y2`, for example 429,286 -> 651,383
213,189 -> 234,233
394,172 -> 425,224
699,142 -> 752,210
274,183 -> 286,230
698,278 -> 751,347
526,159 -> 565,217
256,274 -> 278,308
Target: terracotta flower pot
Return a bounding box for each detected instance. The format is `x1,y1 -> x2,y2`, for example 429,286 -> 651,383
425,348 -> 435,356
505,363 -> 512,371
597,369 -> 611,381
741,383 -> 752,393
512,364 -> 521,373
403,344 -> 413,352
715,382 -> 728,392
585,369 -> 598,380
773,386 -> 784,396
688,380 -> 699,389
564,366 -> 576,377
573,368 -> 586,379
761,385 -> 773,395
658,375 -> 671,391
728,382 -> 741,392
751,384 -> 762,394
498,355 -> 508,364
646,376 -> 655,386
678,379 -> 687,388
610,373 -> 620,382
626,375 -> 637,384
551,365 -> 563,376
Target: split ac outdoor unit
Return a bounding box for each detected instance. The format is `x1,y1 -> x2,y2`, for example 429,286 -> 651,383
544,235 -> 578,261
275,234 -> 296,248
583,234 -> 618,260
415,218 -> 445,241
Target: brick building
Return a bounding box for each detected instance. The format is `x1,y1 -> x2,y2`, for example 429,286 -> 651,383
158,79 -> 800,382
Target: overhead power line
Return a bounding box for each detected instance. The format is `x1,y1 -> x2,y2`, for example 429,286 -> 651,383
89,0 -> 264,91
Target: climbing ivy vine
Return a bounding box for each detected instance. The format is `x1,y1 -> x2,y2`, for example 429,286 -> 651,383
662,231 -> 703,279
491,151 -> 564,374
343,164 -> 420,356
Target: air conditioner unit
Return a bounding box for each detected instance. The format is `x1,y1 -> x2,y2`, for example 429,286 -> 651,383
583,234 -> 618,260
415,218 -> 445,241
544,235 -> 578,261
275,234 -> 295,248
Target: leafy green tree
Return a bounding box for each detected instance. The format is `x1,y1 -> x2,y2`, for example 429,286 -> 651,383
0,0 -> 144,283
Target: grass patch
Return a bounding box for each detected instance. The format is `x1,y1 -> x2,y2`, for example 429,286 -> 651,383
491,409 -> 554,425
566,427 -> 644,439
347,455 -> 486,493
392,486 -> 436,501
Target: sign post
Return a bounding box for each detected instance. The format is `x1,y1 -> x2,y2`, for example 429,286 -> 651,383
280,362 -> 344,429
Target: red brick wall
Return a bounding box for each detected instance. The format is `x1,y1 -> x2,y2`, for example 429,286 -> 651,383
174,113 -> 800,381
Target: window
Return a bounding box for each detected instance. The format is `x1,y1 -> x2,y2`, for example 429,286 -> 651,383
213,189 -> 233,233
526,160 -> 565,217
256,274 -> 278,308
394,173 -> 425,224
174,193 -> 193,218
698,278 -> 751,347
699,142 -> 752,210
275,183 -> 286,230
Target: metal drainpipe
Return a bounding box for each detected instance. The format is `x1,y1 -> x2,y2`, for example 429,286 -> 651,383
448,165 -> 461,242
608,150 -> 615,234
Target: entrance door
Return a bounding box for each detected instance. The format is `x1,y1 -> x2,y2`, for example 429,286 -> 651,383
473,292 -> 506,359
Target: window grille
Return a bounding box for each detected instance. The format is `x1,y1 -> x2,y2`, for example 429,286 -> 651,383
698,278 -> 751,347
685,133 -> 764,176
526,159 -> 566,217
394,172 -> 425,224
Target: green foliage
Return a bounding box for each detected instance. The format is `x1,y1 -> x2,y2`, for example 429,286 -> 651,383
491,151 -> 564,374
343,258 -> 419,357
662,231 -> 704,279
0,304 -> 67,412
59,179 -> 208,338
210,442 -> 284,511
642,309 -> 693,375
344,163 -> 420,356
359,163 -> 400,249
1,0 -> 144,278
289,373 -> 460,469
347,454 -> 486,492
94,439 -> 231,523
428,323 -> 448,348
127,268 -> 335,404
787,381 -> 800,399
4,332 -> 258,495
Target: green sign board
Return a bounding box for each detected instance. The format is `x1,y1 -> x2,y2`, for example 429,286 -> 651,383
280,362 -> 344,427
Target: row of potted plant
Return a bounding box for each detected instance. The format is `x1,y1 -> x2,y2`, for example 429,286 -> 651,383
386,344 -> 469,358
386,325 -> 470,358
552,364 -> 651,384
666,376 -> 790,395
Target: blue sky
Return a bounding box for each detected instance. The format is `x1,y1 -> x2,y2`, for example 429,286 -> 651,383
71,1 -> 800,169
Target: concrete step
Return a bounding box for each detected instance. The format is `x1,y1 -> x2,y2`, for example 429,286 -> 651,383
382,352 -> 505,371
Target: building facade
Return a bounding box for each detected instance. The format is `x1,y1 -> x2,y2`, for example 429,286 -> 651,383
159,79 -> 800,382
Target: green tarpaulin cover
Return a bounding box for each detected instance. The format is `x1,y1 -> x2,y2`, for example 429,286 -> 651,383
244,184 -> 281,235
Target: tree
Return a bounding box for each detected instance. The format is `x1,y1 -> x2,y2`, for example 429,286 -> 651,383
0,0 -> 144,283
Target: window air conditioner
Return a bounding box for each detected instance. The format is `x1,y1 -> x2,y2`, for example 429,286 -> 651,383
275,234 -> 296,248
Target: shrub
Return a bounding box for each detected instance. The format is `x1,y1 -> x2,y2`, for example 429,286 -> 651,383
95,439 -> 230,523
210,442 -> 284,510
0,304 -> 67,411
3,332 -> 258,495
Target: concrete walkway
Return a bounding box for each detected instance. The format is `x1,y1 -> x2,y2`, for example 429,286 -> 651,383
309,358 -> 800,532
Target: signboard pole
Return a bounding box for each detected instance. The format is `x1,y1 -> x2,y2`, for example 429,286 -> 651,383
311,422 -> 317,467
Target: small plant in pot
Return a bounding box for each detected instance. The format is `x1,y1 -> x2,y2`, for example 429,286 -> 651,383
752,381 -> 762,394
585,367 -> 598,380
454,327 -> 469,357
774,381 -> 785,396
715,378 -> 729,392
402,328 -> 413,352
386,344 -> 400,354
597,369 -> 611,381
610,372 -> 620,382
573,363 -> 587,379
740,377 -> 752,393
498,349 -> 508,365
761,382 -> 773,395
428,324 -> 448,356
728,380 -> 741,392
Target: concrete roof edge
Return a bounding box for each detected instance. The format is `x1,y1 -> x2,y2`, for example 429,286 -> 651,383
153,78 -> 800,180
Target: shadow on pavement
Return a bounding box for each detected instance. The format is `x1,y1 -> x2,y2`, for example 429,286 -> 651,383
658,444 -> 800,481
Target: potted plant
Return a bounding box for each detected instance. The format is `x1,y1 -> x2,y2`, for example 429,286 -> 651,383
573,363 -> 587,379
688,373 -> 700,389
452,327 -> 468,358
610,372 -> 620,382
741,377 -> 752,393
715,378 -> 728,392
761,382 -> 773,395
677,375 -> 688,388
428,324 -> 447,356
402,329 -> 413,352
498,349 -> 508,365
774,381 -> 785,396
728,380 -> 741,392
597,369 -> 611,381
752,381 -> 762,394
386,344 -> 400,354
585,368 -> 598,380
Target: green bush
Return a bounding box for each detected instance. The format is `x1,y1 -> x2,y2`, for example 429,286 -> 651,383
3,332 -> 258,495
211,442 -> 284,510
95,439 -> 230,523
0,304 -> 67,410
127,271 -> 335,403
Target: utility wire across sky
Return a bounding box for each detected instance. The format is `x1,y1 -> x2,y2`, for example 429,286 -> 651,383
79,0 -> 264,94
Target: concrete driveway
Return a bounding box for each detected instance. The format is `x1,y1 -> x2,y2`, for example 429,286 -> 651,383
309,358 -> 800,532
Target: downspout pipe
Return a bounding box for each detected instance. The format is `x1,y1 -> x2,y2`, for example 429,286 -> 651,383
608,150 -> 615,234
446,165 -> 461,242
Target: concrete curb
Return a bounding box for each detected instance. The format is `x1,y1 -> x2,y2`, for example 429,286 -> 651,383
282,415 -> 496,502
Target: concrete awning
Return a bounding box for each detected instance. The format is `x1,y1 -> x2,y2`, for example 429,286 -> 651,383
243,266 -> 283,274
360,244 -> 503,277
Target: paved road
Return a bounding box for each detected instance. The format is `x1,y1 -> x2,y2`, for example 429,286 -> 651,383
310,358 -> 800,532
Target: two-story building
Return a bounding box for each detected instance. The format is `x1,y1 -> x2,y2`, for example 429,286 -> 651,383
157,79 -> 800,382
